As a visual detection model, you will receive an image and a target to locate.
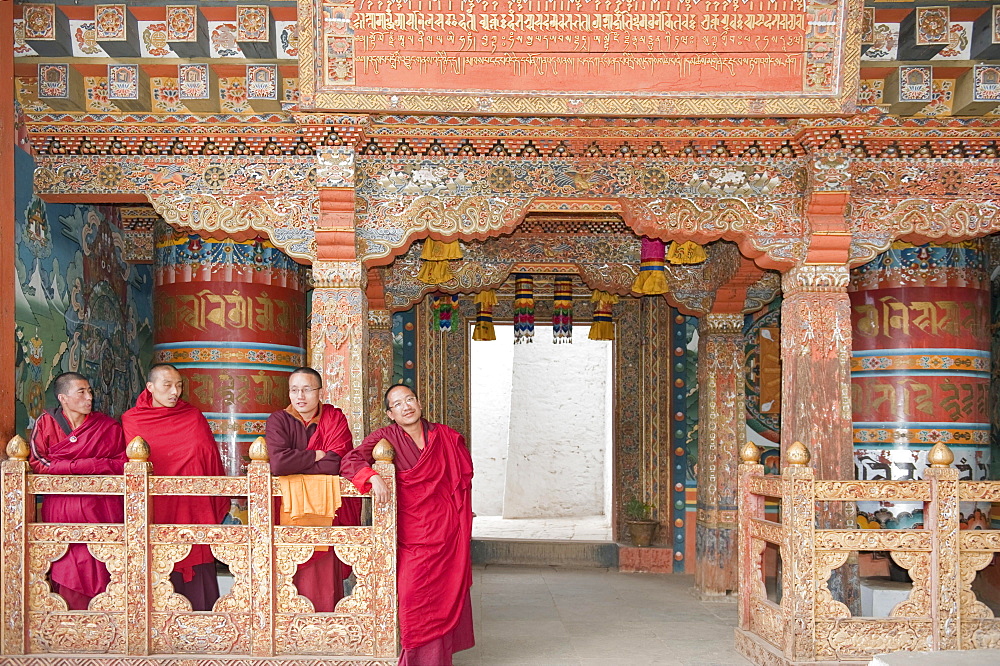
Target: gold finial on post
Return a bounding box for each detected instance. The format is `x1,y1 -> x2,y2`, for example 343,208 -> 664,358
786,441 -> 811,467
126,436 -> 150,462
740,441 -> 761,464
373,438 -> 395,463
248,436 -> 269,462
6,435 -> 29,461
928,442 -> 954,468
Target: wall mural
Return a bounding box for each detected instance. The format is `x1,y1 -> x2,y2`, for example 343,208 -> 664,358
14,145 -> 153,436
744,298 -> 782,474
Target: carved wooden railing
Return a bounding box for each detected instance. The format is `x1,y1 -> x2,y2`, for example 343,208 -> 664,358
0,434 -> 398,664
735,439 -> 1000,665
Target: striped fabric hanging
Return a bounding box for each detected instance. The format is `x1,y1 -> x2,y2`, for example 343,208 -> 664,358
631,238 -> 669,295
552,276 -> 573,344
588,290 -> 618,341
473,290 -> 498,341
430,294 -> 457,332
437,294 -> 457,331
513,273 -> 535,344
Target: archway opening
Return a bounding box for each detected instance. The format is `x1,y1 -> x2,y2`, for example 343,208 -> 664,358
470,323 -> 614,541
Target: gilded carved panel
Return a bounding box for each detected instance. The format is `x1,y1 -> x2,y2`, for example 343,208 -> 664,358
1,454 -> 398,663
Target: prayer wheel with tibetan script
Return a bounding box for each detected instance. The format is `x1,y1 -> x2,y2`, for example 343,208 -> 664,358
152,226 -> 307,478
849,241 -> 991,530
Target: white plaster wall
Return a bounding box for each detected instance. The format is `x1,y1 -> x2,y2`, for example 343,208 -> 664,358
472,324 -> 613,520
470,324 -> 515,516
504,325 -> 612,518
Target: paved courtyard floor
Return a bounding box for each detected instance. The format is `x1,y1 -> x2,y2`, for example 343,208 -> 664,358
455,565 -> 750,666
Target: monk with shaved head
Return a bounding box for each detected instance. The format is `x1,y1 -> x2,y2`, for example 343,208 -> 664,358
122,363 -> 228,610
29,372 -> 127,609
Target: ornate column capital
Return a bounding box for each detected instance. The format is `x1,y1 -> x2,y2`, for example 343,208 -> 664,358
148,192 -> 317,263
293,113 -> 371,151
368,308 -> 391,330
312,260 -> 365,288
700,312 -> 743,335
781,264 -> 850,295
804,149 -> 853,193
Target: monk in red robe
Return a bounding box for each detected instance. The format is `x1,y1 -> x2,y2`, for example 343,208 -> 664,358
121,363 -> 229,611
341,385 -> 474,666
29,372 -> 127,610
265,366 -> 361,612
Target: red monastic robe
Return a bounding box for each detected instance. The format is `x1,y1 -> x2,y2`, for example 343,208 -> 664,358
265,403 -> 362,611
29,409 -> 127,609
121,389 -> 229,608
341,420 -> 474,664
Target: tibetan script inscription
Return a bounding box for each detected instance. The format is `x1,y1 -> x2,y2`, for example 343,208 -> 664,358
155,289 -> 305,337
305,0 -> 857,114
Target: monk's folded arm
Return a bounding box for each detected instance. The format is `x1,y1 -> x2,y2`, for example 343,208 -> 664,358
45,457 -> 126,475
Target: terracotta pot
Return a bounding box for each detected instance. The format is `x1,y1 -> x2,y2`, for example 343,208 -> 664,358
626,520 -> 658,547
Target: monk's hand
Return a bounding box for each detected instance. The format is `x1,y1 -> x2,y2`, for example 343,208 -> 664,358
369,474 -> 390,504
314,450 -> 326,462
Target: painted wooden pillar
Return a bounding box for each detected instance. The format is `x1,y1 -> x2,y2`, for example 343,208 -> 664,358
780,264 -> 854,483
310,123 -> 370,442
638,297 -> 672,551
695,311 -> 744,597
366,308 -> 393,433
311,259 -> 368,444
153,229 -> 307,476
313,188 -> 367,442
365,270 -> 394,433
850,241 -> 991,528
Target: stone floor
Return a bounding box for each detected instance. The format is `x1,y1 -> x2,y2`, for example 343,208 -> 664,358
455,565 -> 749,666
473,515 -> 613,541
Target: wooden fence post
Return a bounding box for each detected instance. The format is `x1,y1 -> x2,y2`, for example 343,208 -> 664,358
925,442 -> 959,651
371,439 -> 398,658
247,437 -> 275,657
1,436 -> 31,655
782,441 -> 816,662
123,436 -> 152,656
738,442 -> 765,632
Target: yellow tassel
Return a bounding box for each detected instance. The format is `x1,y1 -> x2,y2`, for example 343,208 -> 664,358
473,322 -> 496,341
416,260 -> 453,284
420,238 -> 463,261
590,290 -> 619,306
589,290 -> 617,341
631,268 -> 669,295
474,290 -> 498,307
589,321 -> 615,341
667,241 -> 706,264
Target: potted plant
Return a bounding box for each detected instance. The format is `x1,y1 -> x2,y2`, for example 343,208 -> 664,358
624,498 -> 658,547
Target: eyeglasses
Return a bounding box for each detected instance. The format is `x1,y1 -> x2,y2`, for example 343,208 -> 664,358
388,396 -> 417,411
289,387 -> 320,396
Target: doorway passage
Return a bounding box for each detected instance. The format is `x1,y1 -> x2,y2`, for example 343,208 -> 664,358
470,324 -> 613,541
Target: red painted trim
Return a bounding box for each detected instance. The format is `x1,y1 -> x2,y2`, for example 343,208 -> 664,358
1,0 -> 15,442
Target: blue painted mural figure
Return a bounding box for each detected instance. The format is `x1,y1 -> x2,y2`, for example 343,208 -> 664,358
14,140 -> 153,436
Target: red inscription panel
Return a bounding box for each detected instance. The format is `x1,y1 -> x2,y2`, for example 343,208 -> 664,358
300,0 -> 861,116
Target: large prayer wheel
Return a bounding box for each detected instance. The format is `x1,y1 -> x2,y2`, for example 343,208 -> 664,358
850,241 -> 991,529
152,226 -> 307,477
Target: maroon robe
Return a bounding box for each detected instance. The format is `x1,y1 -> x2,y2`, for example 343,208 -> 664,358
266,404 -> 361,611
122,389 -> 229,610
341,420 -> 474,664
29,409 -> 127,610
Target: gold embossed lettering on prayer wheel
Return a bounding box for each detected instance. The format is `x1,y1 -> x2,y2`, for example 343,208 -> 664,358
152,226 -> 307,480
849,241 -> 990,530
